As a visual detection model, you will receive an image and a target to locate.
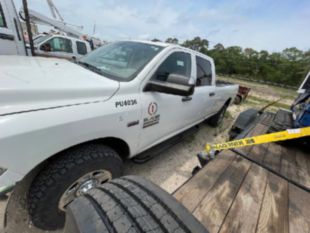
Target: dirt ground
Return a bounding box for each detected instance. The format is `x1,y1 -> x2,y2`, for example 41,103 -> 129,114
0,78 -> 298,233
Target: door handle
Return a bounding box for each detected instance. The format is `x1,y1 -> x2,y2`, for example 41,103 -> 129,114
182,96 -> 192,102
209,92 -> 215,97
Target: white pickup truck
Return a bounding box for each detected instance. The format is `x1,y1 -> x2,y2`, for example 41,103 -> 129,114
0,40 -> 238,230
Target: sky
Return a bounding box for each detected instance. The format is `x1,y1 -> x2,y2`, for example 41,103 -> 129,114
14,0 -> 310,52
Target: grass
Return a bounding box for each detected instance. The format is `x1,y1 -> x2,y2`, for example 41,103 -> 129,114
246,96 -> 291,110
218,75 -> 297,99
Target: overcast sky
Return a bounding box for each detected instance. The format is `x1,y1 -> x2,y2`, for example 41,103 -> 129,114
15,0 -> 310,52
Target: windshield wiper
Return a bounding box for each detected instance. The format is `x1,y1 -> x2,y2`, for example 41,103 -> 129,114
77,61 -> 103,76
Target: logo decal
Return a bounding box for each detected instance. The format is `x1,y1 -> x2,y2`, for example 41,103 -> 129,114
143,102 -> 160,128
148,102 -> 158,115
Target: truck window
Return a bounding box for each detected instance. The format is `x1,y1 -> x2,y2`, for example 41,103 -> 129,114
196,56 -> 212,86
76,41 -> 87,55
154,52 -> 191,82
79,41 -> 163,81
0,3 -> 7,28
44,37 -> 73,53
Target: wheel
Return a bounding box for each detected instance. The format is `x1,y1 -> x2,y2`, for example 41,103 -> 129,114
208,104 -> 228,127
64,176 -> 208,233
233,95 -> 242,105
27,144 -> 123,230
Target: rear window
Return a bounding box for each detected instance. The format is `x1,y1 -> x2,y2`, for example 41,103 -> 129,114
0,3 -> 7,28
196,56 -> 212,86
76,41 -> 87,55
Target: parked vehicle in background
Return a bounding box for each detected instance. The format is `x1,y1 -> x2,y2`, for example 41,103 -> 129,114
33,34 -> 91,60
0,0 -> 92,59
234,85 -> 251,104
0,40 -> 238,230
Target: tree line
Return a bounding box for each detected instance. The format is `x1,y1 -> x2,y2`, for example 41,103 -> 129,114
152,37 -> 310,87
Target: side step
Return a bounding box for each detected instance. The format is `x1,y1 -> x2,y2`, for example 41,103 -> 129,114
132,125 -> 200,164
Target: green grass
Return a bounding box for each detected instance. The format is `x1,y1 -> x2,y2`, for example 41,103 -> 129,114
218,75 -> 297,99
246,96 -> 291,110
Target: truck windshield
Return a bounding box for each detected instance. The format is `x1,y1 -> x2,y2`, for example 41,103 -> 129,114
79,41 -> 164,81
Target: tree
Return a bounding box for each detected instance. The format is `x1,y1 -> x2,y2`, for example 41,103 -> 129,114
151,38 -> 162,42
282,47 -> 303,61
182,36 -> 209,53
165,37 -> 179,44
170,35 -> 309,87
214,43 -> 225,51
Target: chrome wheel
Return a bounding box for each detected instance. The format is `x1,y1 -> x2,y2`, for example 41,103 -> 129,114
58,169 -> 112,211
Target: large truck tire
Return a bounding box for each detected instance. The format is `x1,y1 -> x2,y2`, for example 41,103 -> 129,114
64,176 -> 208,233
27,144 -> 123,230
208,104 -> 228,127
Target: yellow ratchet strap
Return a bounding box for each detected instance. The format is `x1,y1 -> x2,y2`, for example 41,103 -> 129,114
205,127 -> 310,153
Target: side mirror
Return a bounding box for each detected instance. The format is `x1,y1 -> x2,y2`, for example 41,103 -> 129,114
144,73 -> 194,96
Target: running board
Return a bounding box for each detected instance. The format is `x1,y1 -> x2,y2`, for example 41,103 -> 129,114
132,125 -> 200,164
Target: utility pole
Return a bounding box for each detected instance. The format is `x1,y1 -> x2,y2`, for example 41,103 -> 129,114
22,0 -> 35,56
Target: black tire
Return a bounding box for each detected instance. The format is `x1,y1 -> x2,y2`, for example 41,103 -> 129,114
233,95 -> 242,105
64,176 -> 208,233
28,144 -> 123,230
208,104 -> 228,127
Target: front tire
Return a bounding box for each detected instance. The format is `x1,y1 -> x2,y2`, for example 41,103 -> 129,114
28,144 -> 123,230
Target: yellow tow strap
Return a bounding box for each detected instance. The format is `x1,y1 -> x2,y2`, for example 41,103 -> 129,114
205,126 -> 310,153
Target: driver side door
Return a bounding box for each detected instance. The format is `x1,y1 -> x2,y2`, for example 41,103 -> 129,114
138,51 -> 196,151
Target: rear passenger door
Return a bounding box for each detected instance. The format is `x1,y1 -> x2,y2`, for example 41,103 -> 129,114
76,41 -> 88,58
194,56 -> 217,118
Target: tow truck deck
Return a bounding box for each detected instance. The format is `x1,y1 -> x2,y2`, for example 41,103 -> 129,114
173,112 -> 310,233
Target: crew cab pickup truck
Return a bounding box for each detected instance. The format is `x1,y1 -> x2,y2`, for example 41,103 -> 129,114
0,40 -> 238,230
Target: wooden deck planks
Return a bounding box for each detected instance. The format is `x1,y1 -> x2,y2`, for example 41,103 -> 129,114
288,183 -> 310,233
174,112 -> 310,233
262,142 -> 283,173
239,123 -> 268,156
280,146 -> 299,186
256,172 -> 289,233
173,151 -> 236,212
294,149 -> 310,189
192,156 -> 251,233
219,164 -> 268,233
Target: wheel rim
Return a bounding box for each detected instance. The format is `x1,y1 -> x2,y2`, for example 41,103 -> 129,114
58,169 -> 112,211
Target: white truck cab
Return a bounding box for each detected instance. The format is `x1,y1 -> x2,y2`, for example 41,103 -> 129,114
33,34 -> 91,60
0,40 -> 238,230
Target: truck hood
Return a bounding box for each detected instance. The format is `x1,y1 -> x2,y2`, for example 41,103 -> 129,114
0,56 -> 120,116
